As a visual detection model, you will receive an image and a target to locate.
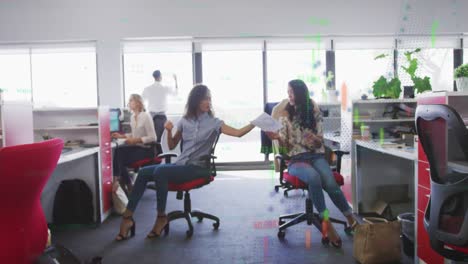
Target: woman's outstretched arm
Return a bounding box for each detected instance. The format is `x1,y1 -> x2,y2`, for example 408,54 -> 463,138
221,123 -> 255,138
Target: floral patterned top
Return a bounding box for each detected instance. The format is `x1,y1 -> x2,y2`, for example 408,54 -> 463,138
278,102 -> 324,157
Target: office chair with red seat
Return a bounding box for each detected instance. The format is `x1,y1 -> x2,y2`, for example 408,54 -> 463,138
158,130 -> 221,238
275,148 -> 352,246
416,104 -> 468,261
0,138 -> 63,263
127,142 -> 163,172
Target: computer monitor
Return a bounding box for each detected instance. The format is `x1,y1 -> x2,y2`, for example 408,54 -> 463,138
110,108 -> 121,133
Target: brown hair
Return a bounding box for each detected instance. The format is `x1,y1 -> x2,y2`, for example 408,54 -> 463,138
184,84 -> 214,119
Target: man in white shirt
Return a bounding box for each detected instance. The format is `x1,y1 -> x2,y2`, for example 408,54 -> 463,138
141,70 -> 178,153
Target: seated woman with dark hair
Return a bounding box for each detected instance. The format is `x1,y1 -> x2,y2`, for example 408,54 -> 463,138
266,79 -> 357,247
115,84 -> 257,241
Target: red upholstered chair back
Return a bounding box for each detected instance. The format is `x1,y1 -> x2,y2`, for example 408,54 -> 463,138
0,139 -> 63,263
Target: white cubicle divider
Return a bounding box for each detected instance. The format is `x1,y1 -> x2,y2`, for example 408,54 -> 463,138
0,102 -> 34,147
35,106 -> 112,224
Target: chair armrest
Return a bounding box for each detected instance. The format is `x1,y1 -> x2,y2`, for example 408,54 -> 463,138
332,150 -> 350,156
199,154 -> 217,160
158,152 -> 179,163
331,150 -> 349,173
274,153 -> 290,162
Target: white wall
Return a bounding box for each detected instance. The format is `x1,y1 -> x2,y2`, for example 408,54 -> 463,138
0,0 -> 466,106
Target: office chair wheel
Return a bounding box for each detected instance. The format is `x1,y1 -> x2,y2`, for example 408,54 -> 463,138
186,229 -> 193,238
197,216 -> 203,222
278,220 -> 285,226
283,191 -> 289,197
321,237 -> 329,246
277,230 -> 286,240
275,186 -> 279,192
213,222 -> 220,230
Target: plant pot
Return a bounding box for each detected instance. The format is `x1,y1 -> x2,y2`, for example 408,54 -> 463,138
403,86 -> 414,98
456,77 -> 468,92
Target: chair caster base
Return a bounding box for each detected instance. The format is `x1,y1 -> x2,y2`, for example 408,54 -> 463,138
278,230 -> 286,240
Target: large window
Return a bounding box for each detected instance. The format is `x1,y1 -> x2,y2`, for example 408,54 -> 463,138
202,43 -> 263,162
31,46 -> 98,107
336,49 -> 394,101
0,44 -> 98,107
123,41 -> 193,114
267,49 -> 327,102
398,48 -> 453,91
0,48 -> 32,102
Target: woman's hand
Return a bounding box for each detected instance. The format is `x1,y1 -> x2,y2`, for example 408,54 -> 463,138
112,132 -> 125,139
164,121 -> 174,131
304,131 -> 322,148
125,138 -> 140,145
265,131 -> 280,140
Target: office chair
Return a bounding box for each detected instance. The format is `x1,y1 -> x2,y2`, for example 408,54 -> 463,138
275,147 -> 348,197
261,102 -> 280,161
275,147 -> 352,246
127,142 -> 163,172
158,130 -> 221,238
0,139 -> 63,263
416,104 -> 468,261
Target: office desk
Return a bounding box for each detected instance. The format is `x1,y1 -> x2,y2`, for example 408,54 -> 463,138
36,107 -> 112,225
41,147 -> 102,224
353,139 -> 417,217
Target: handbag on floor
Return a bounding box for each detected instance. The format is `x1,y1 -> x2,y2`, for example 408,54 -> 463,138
353,217 -> 401,264
112,181 -> 128,215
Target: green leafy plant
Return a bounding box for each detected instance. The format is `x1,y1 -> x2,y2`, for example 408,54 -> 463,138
371,53 -> 401,99
455,64 -> 468,78
372,75 -> 402,99
401,48 -> 432,94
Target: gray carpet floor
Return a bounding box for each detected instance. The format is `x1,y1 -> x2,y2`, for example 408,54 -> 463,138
51,170 -> 414,264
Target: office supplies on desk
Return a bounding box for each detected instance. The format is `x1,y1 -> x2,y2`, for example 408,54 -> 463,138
81,143 -> 98,148
61,147 -> 73,154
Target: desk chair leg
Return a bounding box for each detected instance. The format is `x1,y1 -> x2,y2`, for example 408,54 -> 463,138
279,212 -> 303,225
191,210 -> 220,229
166,211 -> 194,238
278,214 -> 307,239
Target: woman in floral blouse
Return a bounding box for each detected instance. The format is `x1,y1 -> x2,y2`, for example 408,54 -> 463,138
267,79 -> 356,247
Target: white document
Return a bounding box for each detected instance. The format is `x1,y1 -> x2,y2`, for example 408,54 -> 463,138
251,112 -> 282,132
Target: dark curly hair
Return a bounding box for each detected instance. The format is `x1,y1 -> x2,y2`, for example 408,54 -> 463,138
286,79 -> 317,133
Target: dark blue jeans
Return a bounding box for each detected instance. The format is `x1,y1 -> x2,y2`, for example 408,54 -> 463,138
288,152 -> 352,218
126,163 -> 210,213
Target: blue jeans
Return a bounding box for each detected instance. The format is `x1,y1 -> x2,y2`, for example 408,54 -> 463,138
126,163 -> 209,213
288,153 -> 352,219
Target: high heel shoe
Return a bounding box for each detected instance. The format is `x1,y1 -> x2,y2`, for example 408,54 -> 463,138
115,215 -> 136,241
147,215 -> 168,239
322,219 -> 342,248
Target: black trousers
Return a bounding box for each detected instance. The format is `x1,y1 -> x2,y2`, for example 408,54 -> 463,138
112,145 -> 154,184
152,114 -> 167,154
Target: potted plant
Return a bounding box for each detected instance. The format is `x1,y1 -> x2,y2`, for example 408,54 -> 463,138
454,64 -> 468,92
372,53 -> 402,99
401,48 -> 432,95
372,75 -> 402,99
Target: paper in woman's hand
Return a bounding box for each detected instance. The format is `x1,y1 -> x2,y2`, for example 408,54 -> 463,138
251,112 -> 282,132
